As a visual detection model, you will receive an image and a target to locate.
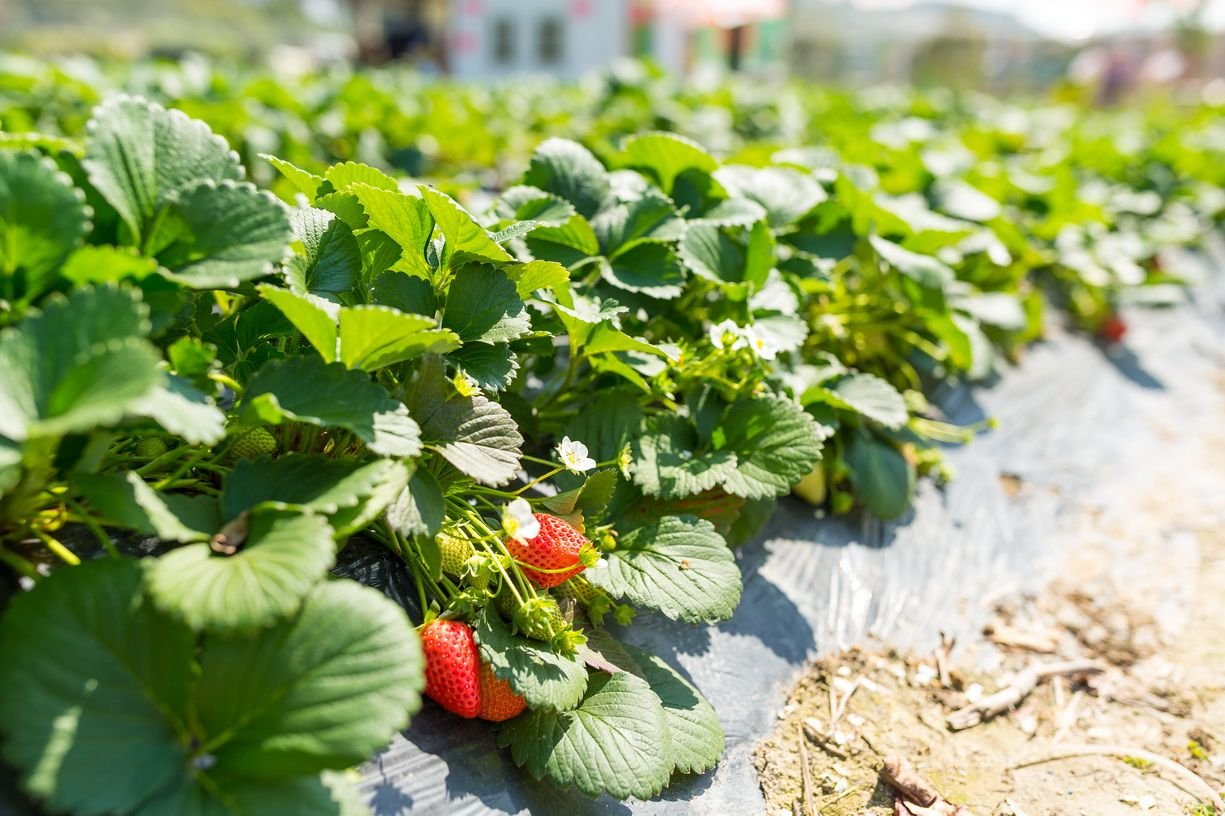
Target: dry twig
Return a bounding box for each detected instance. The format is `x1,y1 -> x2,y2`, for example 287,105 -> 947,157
947,659 -> 1102,731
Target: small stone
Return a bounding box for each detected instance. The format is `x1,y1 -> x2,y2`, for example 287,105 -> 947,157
912,664 -> 938,686
965,683 -> 985,703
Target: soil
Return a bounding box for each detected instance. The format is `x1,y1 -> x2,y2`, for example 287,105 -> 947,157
754,360 -> 1225,815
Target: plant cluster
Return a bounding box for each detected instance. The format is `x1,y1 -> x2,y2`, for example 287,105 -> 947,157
0,59 -> 1220,814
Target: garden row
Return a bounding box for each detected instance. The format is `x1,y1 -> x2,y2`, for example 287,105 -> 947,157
0,58 -> 1221,815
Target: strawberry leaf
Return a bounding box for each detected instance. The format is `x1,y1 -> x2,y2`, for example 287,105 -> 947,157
222,455 -> 406,526
147,507 -> 337,633
717,396 -> 827,500
845,430 -> 915,520
496,671 -> 671,799
632,415 -> 737,500
621,132 -> 716,194
404,358 -> 523,486
524,138 -> 610,219
586,515 -> 742,624
420,186 -> 513,265
0,561 -> 421,814
441,265 -> 530,344
803,372 -> 908,429
0,286 -> 162,443
285,207 -> 361,299
76,470 -> 219,543
242,355 -> 420,457
620,645 -> 724,775
154,179 -> 292,289
473,607 -> 588,711
83,95 -> 242,244
0,150 -> 90,303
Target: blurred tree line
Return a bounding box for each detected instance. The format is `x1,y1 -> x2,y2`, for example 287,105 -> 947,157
0,0 -> 327,57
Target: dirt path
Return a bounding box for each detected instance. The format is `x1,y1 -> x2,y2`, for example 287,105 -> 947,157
754,356 -> 1225,815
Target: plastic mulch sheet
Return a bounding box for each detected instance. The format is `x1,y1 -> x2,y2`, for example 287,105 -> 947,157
355,247 -> 1225,816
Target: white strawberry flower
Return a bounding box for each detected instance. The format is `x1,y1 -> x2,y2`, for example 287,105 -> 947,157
502,498 -> 540,543
709,319 -> 746,351
742,324 -> 779,361
555,436 -> 596,474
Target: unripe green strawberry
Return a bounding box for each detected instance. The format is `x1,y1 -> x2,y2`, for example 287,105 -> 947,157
437,532 -> 475,576
513,596 -> 567,642
555,575 -> 600,607
231,427 -> 277,459
792,464 -> 826,506
135,438 -> 168,459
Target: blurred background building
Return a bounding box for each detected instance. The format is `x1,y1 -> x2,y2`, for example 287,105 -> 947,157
1,0 -> 1223,93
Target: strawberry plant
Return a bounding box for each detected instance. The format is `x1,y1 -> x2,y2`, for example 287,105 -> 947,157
0,57 -> 1219,813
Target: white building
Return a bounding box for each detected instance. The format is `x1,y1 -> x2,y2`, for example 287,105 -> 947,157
446,0 -> 633,79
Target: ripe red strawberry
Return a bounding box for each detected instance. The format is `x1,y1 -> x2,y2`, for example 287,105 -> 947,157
478,663 -> 527,722
1099,313 -> 1127,344
508,513 -> 589,588
420,619 -> 480,718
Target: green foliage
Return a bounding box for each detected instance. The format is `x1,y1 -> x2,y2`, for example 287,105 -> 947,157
0,59 -> 1215,811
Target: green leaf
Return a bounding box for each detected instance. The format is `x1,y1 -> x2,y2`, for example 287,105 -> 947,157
0,560 -> 421,814
60,245 -> 157,286
805,373 -> 908,429
262,154 -> 324,200
147,507 -> 337,632
154,179 -> 292,289
83,96 -> 242,243
958,292 -> 1026,332
845,431 -> 914,520
198,578 -> 422,779
285,207 -> 361,298
420,186 -> 513,265
622,132 -> 716,194
243,355 -> 421,457
442,265 -> 531,344
678,222 -> 746,286
259,285 -> 339,360
524,214 -> 600,268
348,183 -> 434,279
0,150 -> 90,302
718,396 -> 826,500
496,185 -> 577,226
621,645 -> 723,775
222,454 -> 405,520
404,360 -> 523,486
587,515 -> 741,623
601,243 -> 686,299
592,191 -> 683,258
323,162 -> 398,193
504,260 -> 569,298
448,341 -> 519,390
0,558 -> 196,816
135,376 -> 227,445
371,270 -> 437,314
339,305 -> 459,370
632,415 -> 737,500
539,468 -> 619,518
524,138 -> 610,219
563,392 -> 643,462
76,470 -> 218,542
474,607 -> 588,712
869,235 -> 954,289
0,286 -> 162,442
497,671 -> 671,799
713,165 -> 827,228
386,467 -> 445,538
